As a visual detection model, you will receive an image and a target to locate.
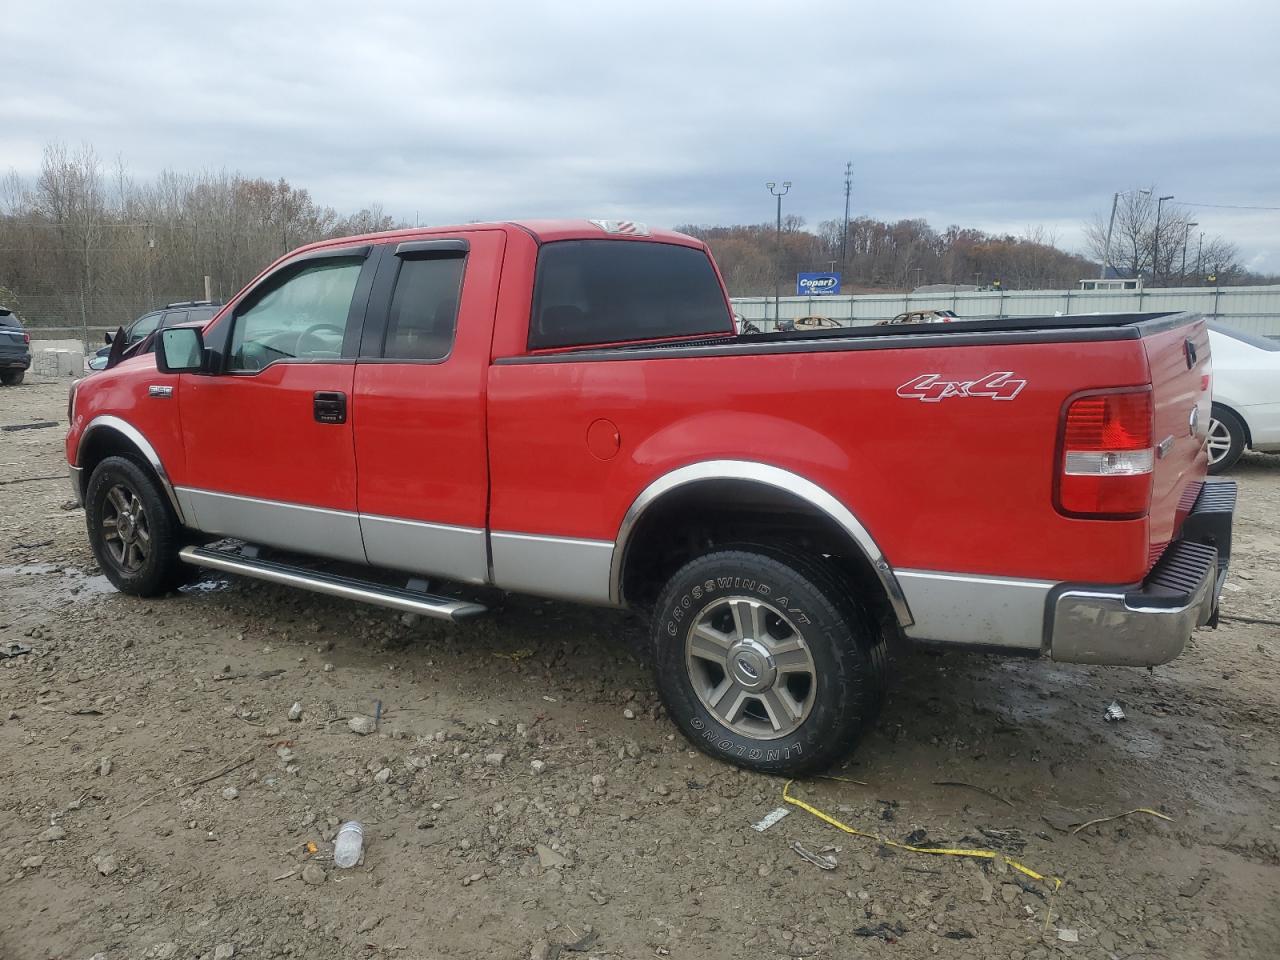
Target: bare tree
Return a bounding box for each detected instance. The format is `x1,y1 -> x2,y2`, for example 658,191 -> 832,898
1084,189 -> 1239,285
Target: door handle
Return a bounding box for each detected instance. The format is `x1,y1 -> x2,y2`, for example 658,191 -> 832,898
313,391 -> 347,424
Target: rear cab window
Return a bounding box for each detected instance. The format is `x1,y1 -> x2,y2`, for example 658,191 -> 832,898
528,240 -> 731,350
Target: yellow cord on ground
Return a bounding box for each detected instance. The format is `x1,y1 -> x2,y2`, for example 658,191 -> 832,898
781,779 -> 1063,892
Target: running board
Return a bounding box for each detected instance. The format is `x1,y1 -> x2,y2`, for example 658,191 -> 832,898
178,546 -> 488,622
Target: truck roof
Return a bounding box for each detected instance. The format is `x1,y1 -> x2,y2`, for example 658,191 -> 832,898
287,219 -> 705,259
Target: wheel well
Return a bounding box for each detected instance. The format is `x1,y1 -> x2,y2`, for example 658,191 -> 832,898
76,428 -> 155,500
1211,401 -> 1252,448
619,479 -> 891,617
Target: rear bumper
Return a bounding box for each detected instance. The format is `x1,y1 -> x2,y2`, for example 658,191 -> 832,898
1,354 -> 31,369
1049,479 -> 1236,666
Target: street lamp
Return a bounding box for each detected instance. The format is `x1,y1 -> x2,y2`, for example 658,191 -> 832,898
1180,222 -> 1198,284
1152,194 -> 1174,285
1101,188 -> 1151,278
767,180 -> 791,324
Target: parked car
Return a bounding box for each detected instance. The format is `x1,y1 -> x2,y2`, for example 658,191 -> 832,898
1205,322 -> 1280,473
0,306 -> 32,385
880,309 -> 959,325
87,301 -> 221,371
775,315 -> 844,332
65,219 -> 1235,775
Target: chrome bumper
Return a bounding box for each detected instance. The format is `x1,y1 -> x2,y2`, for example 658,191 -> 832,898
1049,479 -> 1235,667
68,464 -> 84,506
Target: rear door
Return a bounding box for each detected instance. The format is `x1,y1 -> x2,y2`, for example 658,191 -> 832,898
351,230 -> 504,584
175,247 -> 376,562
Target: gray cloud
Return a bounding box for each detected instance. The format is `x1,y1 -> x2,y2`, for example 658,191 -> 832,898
3,0 -> 1278,269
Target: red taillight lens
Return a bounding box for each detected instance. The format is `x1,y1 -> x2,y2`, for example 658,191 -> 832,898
1057,389 -> 1154,518
23,332 -> 30,343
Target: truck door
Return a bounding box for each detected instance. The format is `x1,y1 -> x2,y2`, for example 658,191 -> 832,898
175,246 -> 375,563
352,230 -> 503,584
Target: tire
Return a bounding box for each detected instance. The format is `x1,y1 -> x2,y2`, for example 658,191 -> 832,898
651,548 -> 882,776
1207,404 -> 1246,474
85,455 -> 187,596
0,369 -> 24,385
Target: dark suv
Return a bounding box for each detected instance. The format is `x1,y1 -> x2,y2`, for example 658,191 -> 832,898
89,301 -> 222,370
0,307 -> 31,385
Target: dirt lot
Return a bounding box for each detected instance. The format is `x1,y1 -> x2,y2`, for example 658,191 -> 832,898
2,376 -> 1278,960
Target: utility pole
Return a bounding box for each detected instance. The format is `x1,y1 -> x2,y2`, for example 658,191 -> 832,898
1195,233 -> 1204,282
841,161 -> 852,272
767,180 -> 791,323
1180,222 -> 1198,285
1101,191 -> 1119,279
1153,194 -> 1174,285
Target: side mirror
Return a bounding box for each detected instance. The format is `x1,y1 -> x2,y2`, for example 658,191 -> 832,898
104,330 -> 114,344
156,327 -> 206,374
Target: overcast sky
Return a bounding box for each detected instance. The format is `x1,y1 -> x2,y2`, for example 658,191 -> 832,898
3,1 -> 1278,270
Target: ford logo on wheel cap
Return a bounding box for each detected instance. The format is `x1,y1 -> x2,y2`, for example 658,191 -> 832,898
736,657 -> 758,680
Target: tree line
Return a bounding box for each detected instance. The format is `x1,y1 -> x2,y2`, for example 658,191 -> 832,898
679,218 -> 1103,296
0,143 -> 396,336
0,143 -> 1269,338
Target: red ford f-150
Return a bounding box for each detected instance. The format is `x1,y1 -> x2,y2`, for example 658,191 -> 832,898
66,219 -> 1235,774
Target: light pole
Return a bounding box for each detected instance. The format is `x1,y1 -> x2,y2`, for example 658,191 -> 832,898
767,180 -> 791,324
1180,221 -> 1198,284
1195,232 -> 1204,283
1152,194 -> 1174,285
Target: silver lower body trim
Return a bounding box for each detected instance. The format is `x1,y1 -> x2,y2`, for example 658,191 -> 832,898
175,487 -> 368,565
490,531 -> 615,605
360,513 -> 488,585
897,569 -> 1055,650
68,465 -> 84,507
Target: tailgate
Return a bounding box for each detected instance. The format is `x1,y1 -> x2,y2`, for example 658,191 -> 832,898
1143,314 -> 1212,570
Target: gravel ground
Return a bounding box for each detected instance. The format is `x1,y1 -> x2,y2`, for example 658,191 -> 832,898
2,376 -> 1279,960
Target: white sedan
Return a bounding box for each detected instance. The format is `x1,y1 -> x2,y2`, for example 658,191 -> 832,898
1208,323 -> 1280,473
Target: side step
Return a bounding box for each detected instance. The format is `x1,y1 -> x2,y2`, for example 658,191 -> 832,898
178,546 -> 488,622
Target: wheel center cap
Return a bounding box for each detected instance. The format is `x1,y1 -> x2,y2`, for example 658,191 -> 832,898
727,639 -> 777,692
117,514 -> 135,540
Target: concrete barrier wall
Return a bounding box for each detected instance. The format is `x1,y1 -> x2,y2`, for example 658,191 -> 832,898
733,284 -> 1280,336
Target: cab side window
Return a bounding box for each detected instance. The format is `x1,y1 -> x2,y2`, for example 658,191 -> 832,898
229,259 -> 363,372
382,255 -> 465,361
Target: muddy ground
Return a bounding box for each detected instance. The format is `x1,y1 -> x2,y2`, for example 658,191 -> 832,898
1,376 -> 1278,960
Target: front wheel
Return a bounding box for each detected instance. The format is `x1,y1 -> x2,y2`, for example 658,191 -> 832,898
1207,404 -> 1246,474
651,549 -> 881,776
85,456 -> 188,596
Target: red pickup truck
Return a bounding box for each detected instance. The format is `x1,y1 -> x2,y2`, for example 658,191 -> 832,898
66,219 -> 1235,774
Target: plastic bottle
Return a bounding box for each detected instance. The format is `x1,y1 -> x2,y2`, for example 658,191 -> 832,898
333,821 -> 364,868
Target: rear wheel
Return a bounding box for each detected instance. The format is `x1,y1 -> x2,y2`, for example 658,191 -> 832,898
86,456 -> 188,596
652,548 -> 882,776
0,369 -> 24,385
1207,404 -> 1246,474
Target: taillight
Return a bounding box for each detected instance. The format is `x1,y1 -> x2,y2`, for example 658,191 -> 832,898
23,332 -> 30,343
1056,388 -> 1153,519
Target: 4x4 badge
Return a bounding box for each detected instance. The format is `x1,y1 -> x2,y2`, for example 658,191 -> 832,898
896,371 -> 1027,403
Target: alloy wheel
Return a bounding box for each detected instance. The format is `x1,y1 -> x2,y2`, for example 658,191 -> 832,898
685,596 -> 817,740
101,483 -> 151,573
1206,418 -> 1233,466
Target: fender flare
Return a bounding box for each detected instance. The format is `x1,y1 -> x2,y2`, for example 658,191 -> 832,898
77,415 -> 186,524
608,459 -> 913,626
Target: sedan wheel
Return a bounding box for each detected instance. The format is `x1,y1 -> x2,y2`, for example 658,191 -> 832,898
1206,404 -> 1246,474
